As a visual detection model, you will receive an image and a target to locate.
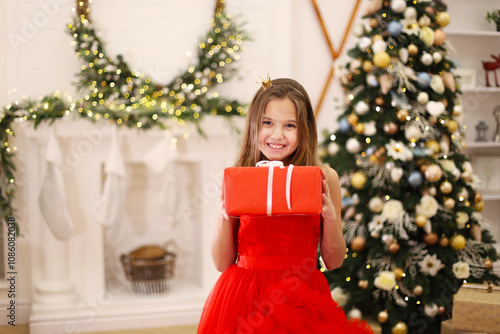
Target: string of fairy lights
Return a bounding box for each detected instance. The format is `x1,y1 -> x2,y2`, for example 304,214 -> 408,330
0,0 -> 249,232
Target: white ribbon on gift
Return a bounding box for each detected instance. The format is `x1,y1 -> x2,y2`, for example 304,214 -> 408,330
256,160 -> 294,215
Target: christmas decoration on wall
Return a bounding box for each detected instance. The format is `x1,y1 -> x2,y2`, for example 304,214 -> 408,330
310,0 -> 362,116
0,0 -> 249,231
321,1 -> 499,333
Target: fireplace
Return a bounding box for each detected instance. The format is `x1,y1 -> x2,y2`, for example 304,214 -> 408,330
12,116 -> 242,333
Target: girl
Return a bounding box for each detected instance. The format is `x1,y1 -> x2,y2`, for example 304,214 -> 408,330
197,77 -> 373,333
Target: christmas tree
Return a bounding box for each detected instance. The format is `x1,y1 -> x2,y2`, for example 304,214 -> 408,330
320,1 -> 500,333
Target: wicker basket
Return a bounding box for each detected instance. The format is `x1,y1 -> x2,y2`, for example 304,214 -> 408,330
120,244 -> 176,295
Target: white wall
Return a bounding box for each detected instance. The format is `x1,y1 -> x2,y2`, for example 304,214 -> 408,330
0,0 -> 367,327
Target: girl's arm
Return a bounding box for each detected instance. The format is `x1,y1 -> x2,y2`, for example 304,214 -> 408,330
319,166 -> 346,270
211,193 -> 239,272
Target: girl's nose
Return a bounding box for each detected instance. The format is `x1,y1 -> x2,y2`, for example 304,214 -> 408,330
271,126 -> 284,139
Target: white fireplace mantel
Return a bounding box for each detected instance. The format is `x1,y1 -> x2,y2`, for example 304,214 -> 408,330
11,115 -> 244,333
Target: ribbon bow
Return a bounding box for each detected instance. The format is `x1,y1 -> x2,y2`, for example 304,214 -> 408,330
256,160 -> 294,215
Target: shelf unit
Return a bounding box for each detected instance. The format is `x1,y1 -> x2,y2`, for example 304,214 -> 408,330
446,0 -> 500,276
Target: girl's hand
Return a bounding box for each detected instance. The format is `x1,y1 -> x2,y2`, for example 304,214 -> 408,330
321,170 -> 337,222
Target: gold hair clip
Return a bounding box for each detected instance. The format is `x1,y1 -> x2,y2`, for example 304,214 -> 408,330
258,73 -> 272,90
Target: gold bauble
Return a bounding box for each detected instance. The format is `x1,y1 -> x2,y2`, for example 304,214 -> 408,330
413,285 -> 423,296
358,280 -> 369,289
383,122 -> 399,135
372,34 -> 383,42
426,140 -> 440,154
435,12 -> 451,27
443,197 -> 456,209
475,200 -> 485,212
373,52 -> 391,68
396,109 -> 409,122
408,44 -> 419,55
351,172 -> 367,190
485,257 -> 494,270
346,73 -> 354,82
351,236 -> 366,251
420,163 -> 428,174
434,29 -> 446,46
393,267 -> 404,280
450,235 -> 466,251
389,242 -> 401,254
375,97 -> 385,106
392,321 -> 408,334
424,232 -> 439,246
363,60 -> 374,72
461,170 -> 472,182
370,18 -> 379,28
438,306 -> 447,315
347,113 -> 359,125
425,164 -> 443,183
377,310 -> 389,323
474,192 -> 483,203
447,120 -> 458,133
415,214 -> 428,228
439,181 -> 453,195
428,115 -> 438,124
355,123 -> 365,134
439,236 -> 449,247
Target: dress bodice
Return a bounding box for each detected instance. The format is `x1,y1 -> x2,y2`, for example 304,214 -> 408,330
236,214 -> 321,270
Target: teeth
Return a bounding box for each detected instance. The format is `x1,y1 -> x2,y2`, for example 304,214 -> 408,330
269,143 -> 284,149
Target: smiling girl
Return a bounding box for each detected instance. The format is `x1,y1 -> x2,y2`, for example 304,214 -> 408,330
197,77 -> 373,334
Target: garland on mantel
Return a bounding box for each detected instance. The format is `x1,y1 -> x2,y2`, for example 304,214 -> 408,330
0,0 -> 249,231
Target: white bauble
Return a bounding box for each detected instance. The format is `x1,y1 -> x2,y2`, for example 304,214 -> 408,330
391,0 -> 407,13
369,197 -> 385,213
419,15 -> 431,27
372,40 -> 387,53
358,37 -> 372,52
404,6 -> 417,20
428,186 -> 437,196
391,167 -> 404,183
458,187 -> 469,200
327,142 -> 340,156
353,24 -> 365,37
399,48 -> 409,63
363,121 -> 377,136
405,126 -> 422,142
348,308 -> 363,320
355,101 -> 370,115
421,52 -> 433,66
433,52 -> 443,63
346,138 -> 362,153
350,59 -> 362,71
417,92 -> 429,104
424,304 -> 439,317
439,140 -> 450,154
366,74 -> 379,87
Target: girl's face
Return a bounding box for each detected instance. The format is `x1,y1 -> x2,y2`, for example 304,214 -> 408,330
258,97 -> 298,164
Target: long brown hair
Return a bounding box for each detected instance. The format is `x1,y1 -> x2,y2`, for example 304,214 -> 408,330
234,78 -> 319,167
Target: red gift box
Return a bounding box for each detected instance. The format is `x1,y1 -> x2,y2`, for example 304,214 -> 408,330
224,162 -> 323,216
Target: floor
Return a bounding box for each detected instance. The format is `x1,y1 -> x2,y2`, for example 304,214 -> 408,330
0,324 -> 198,334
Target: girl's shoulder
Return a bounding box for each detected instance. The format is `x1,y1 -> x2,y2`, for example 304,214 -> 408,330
319,164 -> 339,178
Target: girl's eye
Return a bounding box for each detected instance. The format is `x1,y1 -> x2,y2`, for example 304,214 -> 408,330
285,123 -> 297,128
262,120 -> 272,126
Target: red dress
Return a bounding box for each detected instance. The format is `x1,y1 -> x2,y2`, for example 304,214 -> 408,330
197,214 -> 373,334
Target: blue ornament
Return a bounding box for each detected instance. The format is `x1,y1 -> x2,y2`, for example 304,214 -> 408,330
408,171 -> 423,188
412,147 -> 429,157
417,72 -> 431,88
388,21 -> 403,37
342,196 -> 354,207
339,117 -> 350,133
366,146 -> 376,156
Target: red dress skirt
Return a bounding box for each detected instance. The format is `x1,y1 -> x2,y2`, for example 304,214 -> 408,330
197,214 -> 373,334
